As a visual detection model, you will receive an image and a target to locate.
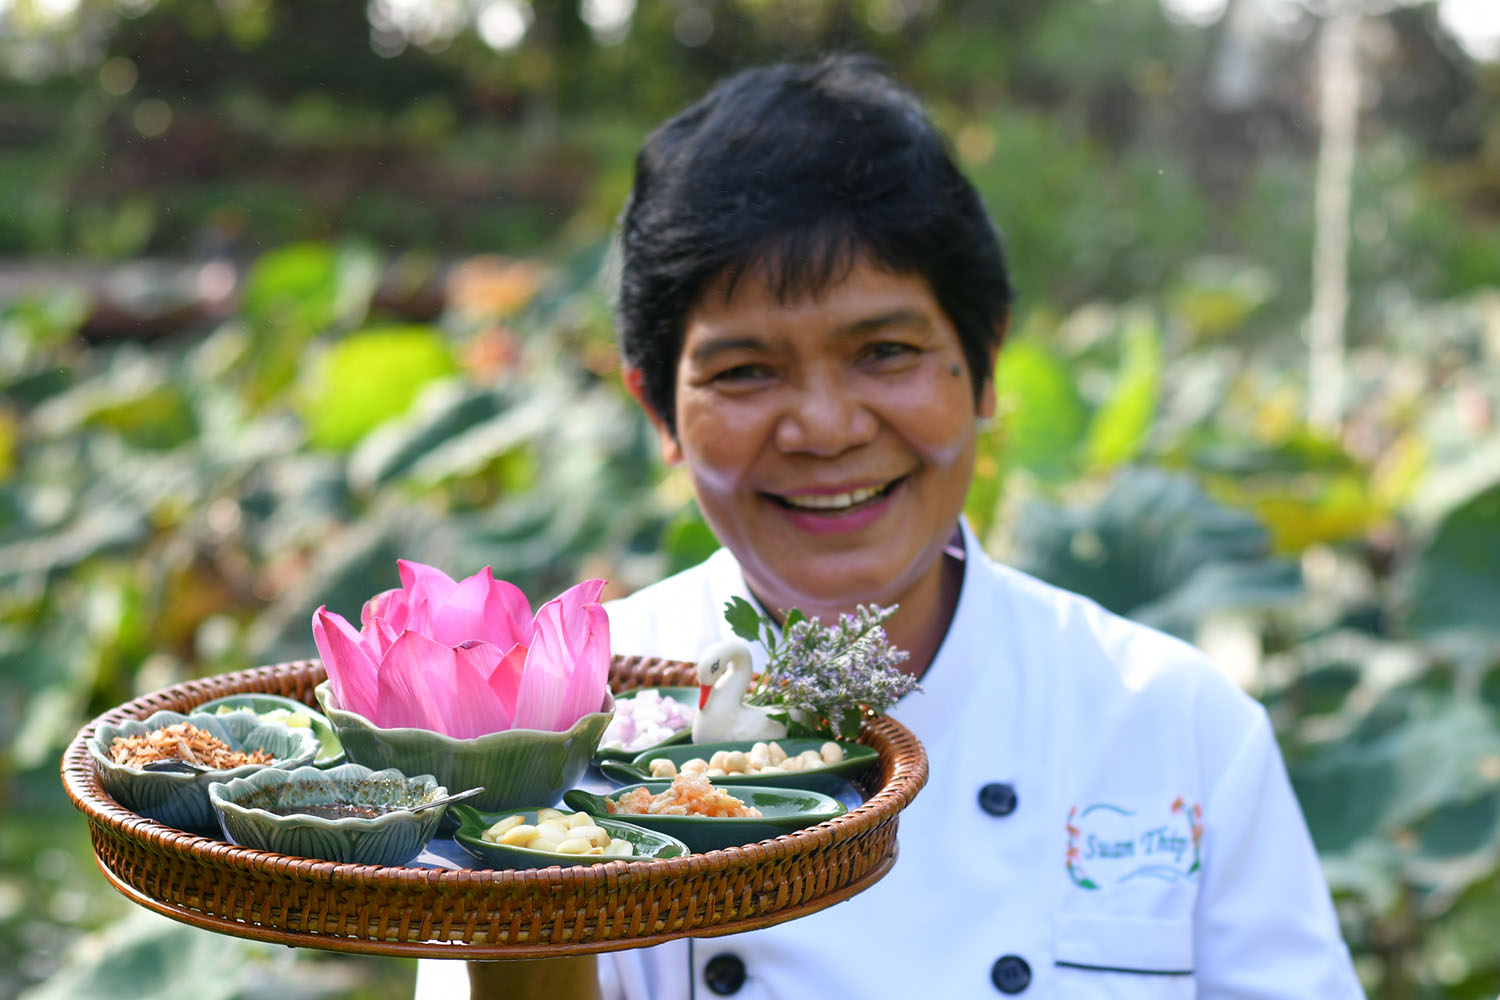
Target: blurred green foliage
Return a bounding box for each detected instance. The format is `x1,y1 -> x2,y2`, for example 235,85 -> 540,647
1,1 -> 1498,999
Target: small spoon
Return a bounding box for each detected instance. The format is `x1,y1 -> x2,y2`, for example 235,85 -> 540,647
405,786 -> 486,814
141,759 -> 214,774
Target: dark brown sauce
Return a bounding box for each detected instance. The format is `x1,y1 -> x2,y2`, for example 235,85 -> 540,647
265,802 -> 389,820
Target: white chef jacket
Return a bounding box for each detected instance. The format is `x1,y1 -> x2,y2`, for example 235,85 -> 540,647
415,520 -> 1363,999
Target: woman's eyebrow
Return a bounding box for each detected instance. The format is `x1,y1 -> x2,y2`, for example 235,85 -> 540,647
687,309 -> 933,365
839,309 -> 934,337
688,335 -> 768,365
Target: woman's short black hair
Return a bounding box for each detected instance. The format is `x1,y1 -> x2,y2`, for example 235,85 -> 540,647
615,54 -> 1013,435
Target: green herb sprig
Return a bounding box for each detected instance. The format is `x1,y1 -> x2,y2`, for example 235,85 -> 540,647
723,596 -> 919,740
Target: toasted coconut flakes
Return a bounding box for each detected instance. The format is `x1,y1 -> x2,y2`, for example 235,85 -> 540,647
109,722 -> 275,769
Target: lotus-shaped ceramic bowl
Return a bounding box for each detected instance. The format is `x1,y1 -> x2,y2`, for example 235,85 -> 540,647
209,763 -> 447,866
88,709 -> 321,830
314,681 -> 614,813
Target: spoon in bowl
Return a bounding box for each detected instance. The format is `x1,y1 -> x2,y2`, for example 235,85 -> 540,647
140,759 -> 214,774
405,786 -> 486,814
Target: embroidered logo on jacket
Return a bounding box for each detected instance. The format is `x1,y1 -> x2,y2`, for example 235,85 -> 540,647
1065,798 -> 1203,890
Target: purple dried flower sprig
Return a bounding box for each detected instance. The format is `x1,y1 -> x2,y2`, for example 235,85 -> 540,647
723,597 -> 919,740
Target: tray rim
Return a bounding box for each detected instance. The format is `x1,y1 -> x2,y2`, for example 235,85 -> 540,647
61,657 -> 928,958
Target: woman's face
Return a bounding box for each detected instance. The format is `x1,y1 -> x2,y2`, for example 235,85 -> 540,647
650,257 -> 994,621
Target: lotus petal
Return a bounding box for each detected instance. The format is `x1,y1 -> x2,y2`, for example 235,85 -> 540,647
515,579 -> 608,731
365,615 -> 400,662
561,603 -> 611,724
448,640 -> 512,738
313,607 -> 379,720
396,559 -> 459,637
375,631 -> 458,731
489,642 -> 526,720
362,587 -> 411,633
428,567 -> 532,650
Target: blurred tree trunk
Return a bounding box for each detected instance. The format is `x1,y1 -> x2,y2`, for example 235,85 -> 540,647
526,0 -> 590,143
1308,0 -> 1359,433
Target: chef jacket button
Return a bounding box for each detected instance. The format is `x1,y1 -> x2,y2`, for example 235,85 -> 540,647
704,952 -> 747,995
978,782 -> 1018,817
991,954 -> 1032,994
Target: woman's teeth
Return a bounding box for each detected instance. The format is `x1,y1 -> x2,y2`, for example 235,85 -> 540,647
782,484 -> 886,511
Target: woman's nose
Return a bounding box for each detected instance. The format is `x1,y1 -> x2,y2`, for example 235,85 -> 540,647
772,380 -> 878,455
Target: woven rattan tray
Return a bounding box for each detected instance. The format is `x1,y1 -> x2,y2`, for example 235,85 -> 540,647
61,657 -> 928,958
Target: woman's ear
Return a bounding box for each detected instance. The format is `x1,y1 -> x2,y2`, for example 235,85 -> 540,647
622,365 -> 683,465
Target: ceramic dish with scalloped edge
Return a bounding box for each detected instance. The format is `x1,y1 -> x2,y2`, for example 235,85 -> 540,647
315,681 -> 613,815
209,763 -> 447,866
195,692 -> 344,766
88,709 -> 321,830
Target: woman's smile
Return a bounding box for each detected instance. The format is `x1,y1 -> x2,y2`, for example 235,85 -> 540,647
764,477 -> 904,534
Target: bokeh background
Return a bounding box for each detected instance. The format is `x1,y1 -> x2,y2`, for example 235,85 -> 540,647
2,0 -> 1498,997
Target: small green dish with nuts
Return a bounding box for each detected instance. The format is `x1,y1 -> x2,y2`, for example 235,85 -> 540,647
597,738 -> 877,794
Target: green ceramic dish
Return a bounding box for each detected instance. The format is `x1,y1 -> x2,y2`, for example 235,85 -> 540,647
450,804 -> 689,869
209,763 -> 446,866
592,686 -> 698,765
562,781 -> 846,853
195,692 -> 345,766
598,738 -> 878,794
88,709 -> 321,830
314,681 -> 614,814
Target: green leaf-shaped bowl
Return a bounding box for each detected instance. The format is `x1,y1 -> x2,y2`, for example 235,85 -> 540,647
195,692 -> 344,766
209,763 -> 446,866
450,804 -> 689,869
315,681 -> 614,814
88,709 -> 321,830
598,738 -> 877,794
562,781 -> 846,853
592,686 -> 698,764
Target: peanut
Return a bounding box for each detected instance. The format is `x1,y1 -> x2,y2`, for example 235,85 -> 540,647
664,740 -> 847,779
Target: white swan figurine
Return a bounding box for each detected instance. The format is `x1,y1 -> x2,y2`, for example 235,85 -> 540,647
691,639 -> 789,744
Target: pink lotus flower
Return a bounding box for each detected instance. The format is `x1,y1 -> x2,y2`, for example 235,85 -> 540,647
311,560 -> 611,738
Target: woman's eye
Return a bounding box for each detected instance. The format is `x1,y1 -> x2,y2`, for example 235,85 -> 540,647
712,363 -> 771,383
864,342 -> 917,362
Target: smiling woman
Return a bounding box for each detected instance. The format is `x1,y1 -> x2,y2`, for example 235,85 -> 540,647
417,54 -> 1365,1000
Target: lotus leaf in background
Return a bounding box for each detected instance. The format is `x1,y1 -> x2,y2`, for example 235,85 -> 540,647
1007,466 -> 1303,637
1401,482 -> 1500,667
